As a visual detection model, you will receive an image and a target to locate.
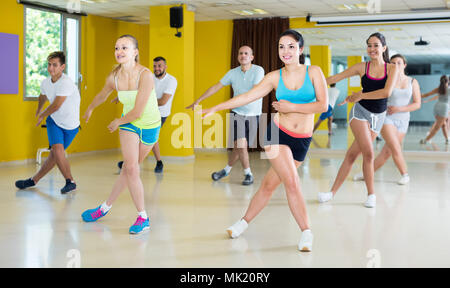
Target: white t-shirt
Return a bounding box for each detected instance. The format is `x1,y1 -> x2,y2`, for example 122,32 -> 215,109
154,73 -> 178,118
328,87 -> 340,108
40,74 -> 80,130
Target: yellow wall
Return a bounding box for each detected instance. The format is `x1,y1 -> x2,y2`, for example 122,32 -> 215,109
194,20 -> 233,149
149,5 -> 195,157
0,0 -> 150,162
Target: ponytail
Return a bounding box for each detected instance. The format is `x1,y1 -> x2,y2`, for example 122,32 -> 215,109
438,75 -> 448,95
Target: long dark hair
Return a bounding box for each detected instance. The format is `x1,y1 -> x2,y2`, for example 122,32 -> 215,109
367,32 -> 389,63
279,29 -> 305,64
438,75 -> 448,95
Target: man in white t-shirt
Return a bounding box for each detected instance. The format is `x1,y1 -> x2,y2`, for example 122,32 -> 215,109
117,56 -> 177,174
15,51 -> 80,194
152,56 -> 177,173
186,46 -> 264,186
313,83 -> 340,135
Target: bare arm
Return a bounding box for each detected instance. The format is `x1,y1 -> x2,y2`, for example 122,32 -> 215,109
83,73 -> 115,123
158,93 -> 173,106
272,66 -> 328,114
186,82 -> 224,109
326,62 -> 364,85
202,71 -> 276,117
36,94 -> 48,117
421,87 -> 439,98
36,96 -> 67,126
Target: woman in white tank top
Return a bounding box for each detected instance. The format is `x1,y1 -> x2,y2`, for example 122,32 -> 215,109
353,54 -> 421,185
420,75 -> 450,144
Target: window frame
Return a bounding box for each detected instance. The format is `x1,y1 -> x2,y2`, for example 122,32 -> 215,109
23,5 -> 81,101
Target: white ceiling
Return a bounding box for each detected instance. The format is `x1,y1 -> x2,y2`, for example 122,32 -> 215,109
23,0 -> 450,63
299,22 -> 450,64
24,0 -> 450,23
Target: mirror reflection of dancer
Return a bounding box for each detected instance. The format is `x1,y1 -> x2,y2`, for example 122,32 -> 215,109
313,83 -> 340,135
420,75 -> 449,145
202,30 -> 328,252
81,35 -> 161,235
353,54 -> 421,185
318,33 -> 399,208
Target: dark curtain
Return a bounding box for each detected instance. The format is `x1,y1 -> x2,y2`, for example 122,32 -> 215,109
231,17 -> 289,151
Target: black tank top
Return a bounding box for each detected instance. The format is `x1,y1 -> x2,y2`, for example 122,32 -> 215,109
360,62 -> 388,113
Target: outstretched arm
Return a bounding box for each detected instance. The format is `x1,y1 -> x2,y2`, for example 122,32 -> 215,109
186,82 -> 224,110
421,87 -> 439,98
202,71 -> 277,118
83,73 -> 115,123
327,62 -> 364,85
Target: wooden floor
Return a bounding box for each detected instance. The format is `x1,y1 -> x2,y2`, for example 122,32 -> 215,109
1,150 -> 450,268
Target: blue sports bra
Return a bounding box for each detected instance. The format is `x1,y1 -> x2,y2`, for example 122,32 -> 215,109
276,66 -> 316,104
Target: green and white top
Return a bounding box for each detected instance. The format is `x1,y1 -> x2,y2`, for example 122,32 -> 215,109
115,68 -> 161,129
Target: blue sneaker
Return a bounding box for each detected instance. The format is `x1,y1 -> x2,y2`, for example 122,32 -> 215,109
129,216 -> 150,234
82,206 -> 108,222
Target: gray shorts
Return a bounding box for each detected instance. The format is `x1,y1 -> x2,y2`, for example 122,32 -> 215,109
228,112 -> 260,148
434,101 -> 449,118
383,115 -> 409,134
349,102 -> 386,134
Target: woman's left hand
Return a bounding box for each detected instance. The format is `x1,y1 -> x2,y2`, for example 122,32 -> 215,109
272,100 -> 292,113
107,119 -> 121,133
387,106 -> 400,115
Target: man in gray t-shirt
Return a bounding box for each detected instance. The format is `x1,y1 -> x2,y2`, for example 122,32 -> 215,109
187,46 -> 264,185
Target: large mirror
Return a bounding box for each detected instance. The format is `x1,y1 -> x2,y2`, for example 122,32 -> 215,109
298,23 -> 450,152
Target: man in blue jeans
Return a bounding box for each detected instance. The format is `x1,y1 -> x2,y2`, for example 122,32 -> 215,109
15,51 -> 80,194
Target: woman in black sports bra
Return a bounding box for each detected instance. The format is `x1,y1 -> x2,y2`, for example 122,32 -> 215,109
318,32 -> 399,208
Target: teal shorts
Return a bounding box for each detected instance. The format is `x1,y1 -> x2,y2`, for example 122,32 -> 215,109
119,122 -> 161,146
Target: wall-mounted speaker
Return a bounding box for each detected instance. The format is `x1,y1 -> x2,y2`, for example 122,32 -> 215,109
170,6 -> 183,29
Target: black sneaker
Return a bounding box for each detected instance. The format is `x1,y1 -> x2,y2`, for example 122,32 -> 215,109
15,178 -> 35,189
117,161 -> 124,173
61,179 -> 76,194
154,161 -> 163,173
211,169 -> 228,181
242,174 -> 254,186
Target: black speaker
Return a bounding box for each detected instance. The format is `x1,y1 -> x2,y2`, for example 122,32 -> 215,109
170,6 -> 183,28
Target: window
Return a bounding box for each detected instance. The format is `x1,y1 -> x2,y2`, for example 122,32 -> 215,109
24,6 -> 80,100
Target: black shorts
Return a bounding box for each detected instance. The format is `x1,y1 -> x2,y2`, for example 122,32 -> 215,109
228,112 -> 260,148
161,116 -> 167,126
263,118 -> 312,162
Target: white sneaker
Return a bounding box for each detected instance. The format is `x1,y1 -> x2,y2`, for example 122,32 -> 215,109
226,219 -> 248,239
298,229 -> 313,252
397,174 -> 410,185
364,194 -> 376,208
353,172 -> 364,181
318,192 -> 333,203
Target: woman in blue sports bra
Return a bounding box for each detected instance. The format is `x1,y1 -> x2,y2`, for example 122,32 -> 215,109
80,35 -> 161,235
202,30 -> 328,252
318,33 -> 399,208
